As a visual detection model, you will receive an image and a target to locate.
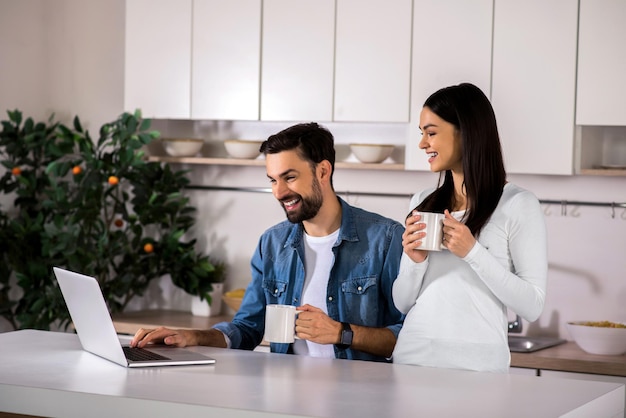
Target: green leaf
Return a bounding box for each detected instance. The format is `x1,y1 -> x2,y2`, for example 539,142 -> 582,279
73,116 -> 83,133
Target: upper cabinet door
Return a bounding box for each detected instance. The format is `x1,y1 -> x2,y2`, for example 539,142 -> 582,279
405,0 -> 493,171
576,0 -> 626,126
192,0 -> 261,120
124,0 -> 192,119
491,0 -> 578,175
334,0 -> 412,122
261,0 -> 335,121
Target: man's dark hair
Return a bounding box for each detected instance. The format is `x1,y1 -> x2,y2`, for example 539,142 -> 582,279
260,122 -> 336,187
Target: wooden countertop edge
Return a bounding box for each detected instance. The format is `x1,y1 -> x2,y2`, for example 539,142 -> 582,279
511,342 -> 626,377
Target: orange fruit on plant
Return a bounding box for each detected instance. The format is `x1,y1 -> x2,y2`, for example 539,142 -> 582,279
11,167 -> 21,176
108,175 -> 119,185
143,243 -> 154,253
72,166 -> 82,175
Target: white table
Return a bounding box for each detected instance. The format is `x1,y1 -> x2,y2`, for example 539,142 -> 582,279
0,330 -> 623,418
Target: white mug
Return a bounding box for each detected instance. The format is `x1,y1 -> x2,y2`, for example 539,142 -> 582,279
414,211 -> 445,251
264,304 -> 300,343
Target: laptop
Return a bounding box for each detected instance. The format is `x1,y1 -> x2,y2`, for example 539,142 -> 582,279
53,267 -> 216,368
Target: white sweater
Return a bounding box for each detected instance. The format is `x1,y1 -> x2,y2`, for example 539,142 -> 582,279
392,183 -> 547,373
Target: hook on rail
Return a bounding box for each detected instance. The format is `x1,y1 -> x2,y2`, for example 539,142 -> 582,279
611,202 -> 616,219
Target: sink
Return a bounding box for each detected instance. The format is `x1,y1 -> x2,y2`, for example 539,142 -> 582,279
508,335 -> 566,353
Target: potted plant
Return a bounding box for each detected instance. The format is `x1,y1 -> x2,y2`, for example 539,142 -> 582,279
0,109 -> 224,330
172,259 -> 227,316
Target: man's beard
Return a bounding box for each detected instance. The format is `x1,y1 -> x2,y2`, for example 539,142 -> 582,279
282,178 -> 323,224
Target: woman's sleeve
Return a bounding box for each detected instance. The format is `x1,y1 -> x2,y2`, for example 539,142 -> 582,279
391,191 -> 430,314
463,191 -> 547,321
392,253 -> 429,313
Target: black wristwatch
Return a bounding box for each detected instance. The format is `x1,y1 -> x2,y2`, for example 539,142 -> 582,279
336,322 -> 353,349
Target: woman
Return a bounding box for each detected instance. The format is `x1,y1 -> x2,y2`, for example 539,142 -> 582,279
392,83 -> 547,373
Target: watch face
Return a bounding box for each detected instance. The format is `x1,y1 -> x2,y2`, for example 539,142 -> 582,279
341,329 -> 353,346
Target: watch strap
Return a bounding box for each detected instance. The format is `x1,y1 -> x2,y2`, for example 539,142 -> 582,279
337,322 -> 353,349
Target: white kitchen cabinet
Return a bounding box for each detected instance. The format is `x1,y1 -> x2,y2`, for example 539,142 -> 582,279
126,0 -> 412,124
192,0 -> 261,120
575,0 -> 626,176
124,0 -> 192,119
334,0 -> 412,123
260,0 -> 335,121
125,0 -> 261,121
491,0 -> 578,175
576,0 -> 626,126
262,0 -> 412,123
405,0 -> 493,170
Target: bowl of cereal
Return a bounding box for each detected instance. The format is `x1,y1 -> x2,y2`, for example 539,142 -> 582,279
566,320 -> 626,355
221,288 -> 246,313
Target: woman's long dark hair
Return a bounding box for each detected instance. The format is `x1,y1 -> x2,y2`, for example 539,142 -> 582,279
415,83 -> 506,237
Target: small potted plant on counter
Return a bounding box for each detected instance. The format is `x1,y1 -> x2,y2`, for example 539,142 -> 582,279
170,258 -> 227,317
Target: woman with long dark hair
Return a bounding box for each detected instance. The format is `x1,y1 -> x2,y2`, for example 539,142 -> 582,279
392,83 -> 547,372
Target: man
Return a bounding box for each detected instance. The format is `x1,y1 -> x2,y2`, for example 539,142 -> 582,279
131,122 -> 404,361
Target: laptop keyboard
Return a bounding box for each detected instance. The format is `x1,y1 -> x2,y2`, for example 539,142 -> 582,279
123,346 -> 170,362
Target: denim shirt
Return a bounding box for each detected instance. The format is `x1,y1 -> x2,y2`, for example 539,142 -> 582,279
213,197 -> 405,362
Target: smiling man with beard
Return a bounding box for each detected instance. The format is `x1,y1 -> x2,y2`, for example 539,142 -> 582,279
131,122 -> 405,362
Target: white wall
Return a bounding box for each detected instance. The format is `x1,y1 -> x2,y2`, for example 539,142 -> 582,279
0,0 -> 49,121
1,1 -> 625,340
44,0 -> 125,130
0,0 -> 124,129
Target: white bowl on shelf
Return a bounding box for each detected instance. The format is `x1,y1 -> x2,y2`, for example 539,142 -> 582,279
224,140 -> 263,159
349,143 -> 394,164
162,138 -> 204,157
566,321 -> 626,355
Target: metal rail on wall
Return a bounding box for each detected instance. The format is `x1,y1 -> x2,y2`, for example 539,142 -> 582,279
186,184 -> 626,218
539,199 -> 626,219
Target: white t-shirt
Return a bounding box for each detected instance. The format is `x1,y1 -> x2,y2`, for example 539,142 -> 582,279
392,183 -> 547,372
292,229 -> 339,358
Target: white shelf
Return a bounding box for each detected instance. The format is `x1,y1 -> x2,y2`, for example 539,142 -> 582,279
147,155 -> 405,171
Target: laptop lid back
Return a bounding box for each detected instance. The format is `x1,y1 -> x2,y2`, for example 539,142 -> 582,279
54,267 -> 129,366
53,267 -> 216,367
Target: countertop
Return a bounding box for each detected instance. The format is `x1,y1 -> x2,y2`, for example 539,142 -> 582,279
112,309 -> 626,377
511,341 -> 626,377
0,329 -> 623,418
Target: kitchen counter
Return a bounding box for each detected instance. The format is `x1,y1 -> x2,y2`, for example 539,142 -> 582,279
112,310 -> 626,377
111,309 -> 233,335
511,341 -> 626,377
0,329 -> 623,418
